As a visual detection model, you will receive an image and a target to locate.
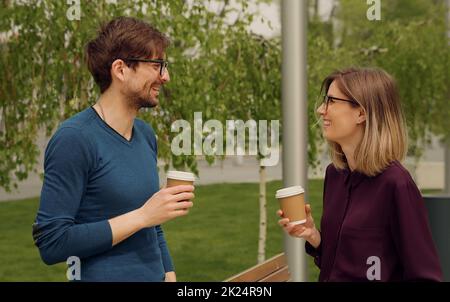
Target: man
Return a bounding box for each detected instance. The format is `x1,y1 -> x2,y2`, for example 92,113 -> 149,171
32,17 -> 194,282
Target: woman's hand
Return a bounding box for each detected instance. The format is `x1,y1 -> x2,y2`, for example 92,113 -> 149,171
277,204 -> 321,248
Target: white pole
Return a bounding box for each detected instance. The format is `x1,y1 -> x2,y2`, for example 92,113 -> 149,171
281,0 -> 308,282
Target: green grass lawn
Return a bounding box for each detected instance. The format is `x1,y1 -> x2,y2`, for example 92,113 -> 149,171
163,180 -> 324,282
0,197 -> 68,281
0,181 -> 442,282
0,180 -> 324,282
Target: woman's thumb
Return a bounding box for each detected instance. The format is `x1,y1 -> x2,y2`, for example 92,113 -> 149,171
305,203 -> 312,215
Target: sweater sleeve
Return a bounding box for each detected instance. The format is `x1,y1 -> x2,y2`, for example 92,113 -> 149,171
305,232 -> 322,269
140,120 -> 174,272
155,225 -> 174,272
33,127 -> 112,265
390,175 -> 443,281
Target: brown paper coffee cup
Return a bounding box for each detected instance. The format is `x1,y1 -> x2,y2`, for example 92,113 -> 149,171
166,171 -> 196,206
166,171 -> 195,188
276,186 -> 306,225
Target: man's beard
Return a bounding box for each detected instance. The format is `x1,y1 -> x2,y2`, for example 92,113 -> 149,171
125,82 -> 158,110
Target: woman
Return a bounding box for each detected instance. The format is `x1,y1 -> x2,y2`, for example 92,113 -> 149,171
277,67 -> 442,281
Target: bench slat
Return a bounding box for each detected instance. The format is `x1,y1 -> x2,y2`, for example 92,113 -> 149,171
225,253 -> 288,282
259,266 -> 290,282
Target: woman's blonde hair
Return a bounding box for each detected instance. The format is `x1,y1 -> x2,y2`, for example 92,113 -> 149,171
320,67 -> 407,176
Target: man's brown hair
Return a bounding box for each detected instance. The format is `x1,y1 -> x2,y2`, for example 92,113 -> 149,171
85,16 -> 170,93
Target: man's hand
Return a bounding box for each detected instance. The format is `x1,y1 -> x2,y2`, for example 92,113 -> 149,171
165,271 -> 176,282
109,185 -> 194,246
137,185 -> 195,228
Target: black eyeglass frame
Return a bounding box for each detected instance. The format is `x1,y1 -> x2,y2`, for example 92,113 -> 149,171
122,58 -> 169,76
322,95 -> 359,111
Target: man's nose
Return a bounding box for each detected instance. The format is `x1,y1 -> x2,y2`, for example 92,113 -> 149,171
161,69 -> 170,83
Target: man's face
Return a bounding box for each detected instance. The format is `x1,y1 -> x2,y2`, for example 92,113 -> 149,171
123,55 -> 170,109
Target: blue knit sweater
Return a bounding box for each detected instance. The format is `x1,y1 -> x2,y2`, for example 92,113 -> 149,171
33,106 -> 173,281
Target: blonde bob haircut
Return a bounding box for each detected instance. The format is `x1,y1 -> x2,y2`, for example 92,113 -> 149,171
320,67 -> 408,176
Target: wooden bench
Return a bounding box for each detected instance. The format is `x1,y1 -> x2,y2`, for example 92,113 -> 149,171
225,252 -> 290,282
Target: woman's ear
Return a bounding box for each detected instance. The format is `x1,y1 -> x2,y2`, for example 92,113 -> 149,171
357,108 -> 366,124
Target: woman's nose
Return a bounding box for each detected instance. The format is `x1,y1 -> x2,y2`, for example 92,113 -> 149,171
317,103 -> 326,115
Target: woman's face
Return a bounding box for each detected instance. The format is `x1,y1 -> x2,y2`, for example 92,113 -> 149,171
316,80 -> 365,145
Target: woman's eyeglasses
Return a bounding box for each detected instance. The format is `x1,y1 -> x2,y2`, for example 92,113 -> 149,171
321,95 -> 359,111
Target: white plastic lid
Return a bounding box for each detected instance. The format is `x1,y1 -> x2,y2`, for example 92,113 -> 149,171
167,171 -> 196,182
275,186 -> 304,199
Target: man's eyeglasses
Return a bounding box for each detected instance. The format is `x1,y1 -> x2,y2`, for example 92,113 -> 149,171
123,58 -> 169,76
321,95 -> 359,111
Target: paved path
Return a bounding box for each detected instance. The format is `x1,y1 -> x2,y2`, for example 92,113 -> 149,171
0,155 -> 290,202
1,130 -> 445,202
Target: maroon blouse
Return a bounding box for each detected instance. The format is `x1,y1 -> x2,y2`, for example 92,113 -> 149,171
306,161 -> 442,281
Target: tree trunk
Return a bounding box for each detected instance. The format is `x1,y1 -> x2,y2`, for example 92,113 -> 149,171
257,164 -> 267,264
445,142 -> 450,194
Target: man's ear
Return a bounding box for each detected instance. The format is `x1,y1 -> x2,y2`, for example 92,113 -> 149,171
110,59 -> 126,83
357,108 -> 366,124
